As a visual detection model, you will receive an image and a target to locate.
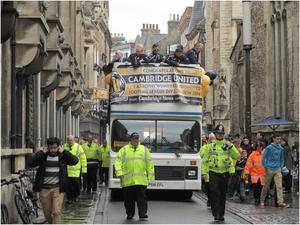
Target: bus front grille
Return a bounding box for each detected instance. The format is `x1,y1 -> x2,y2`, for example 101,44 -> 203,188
154,166 -> 184,180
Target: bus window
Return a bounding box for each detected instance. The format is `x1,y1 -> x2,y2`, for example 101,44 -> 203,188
111,120 -> 156,152
156,121 -> 200,153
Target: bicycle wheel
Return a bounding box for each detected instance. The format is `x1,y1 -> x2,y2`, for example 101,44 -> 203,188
14,194 -> 33,224
1,204 -> 9,224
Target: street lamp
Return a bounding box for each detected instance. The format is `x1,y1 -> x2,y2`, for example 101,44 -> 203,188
243,0 -> 252,139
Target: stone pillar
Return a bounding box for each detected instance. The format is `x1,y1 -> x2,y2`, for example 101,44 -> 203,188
49,90 -> 57,137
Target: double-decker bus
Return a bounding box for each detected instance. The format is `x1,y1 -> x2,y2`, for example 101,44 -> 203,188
106,63 -> 211,199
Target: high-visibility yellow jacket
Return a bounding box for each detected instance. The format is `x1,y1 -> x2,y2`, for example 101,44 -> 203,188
200,139 -> 240,175
99,144 -> 110,168
82,142 -> 101,165
114,143 -> 155,187
63,143 -> 87,177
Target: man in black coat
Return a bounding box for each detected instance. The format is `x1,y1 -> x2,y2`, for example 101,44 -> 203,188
144,44 -> 165,63
103,50 -> 126,74
128,44 -> 147,67
165,45 -> 190,66
185,42 -> 204,65
29,137 -> 78,224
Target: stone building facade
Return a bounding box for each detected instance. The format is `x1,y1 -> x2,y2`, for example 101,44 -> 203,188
1,1 -> 110,223
230,1 -> 299,143
203,1 -> 243,134
79,1 -> 112,140
179,7 -> 192,52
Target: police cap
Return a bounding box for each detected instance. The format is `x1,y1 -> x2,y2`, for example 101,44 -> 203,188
130,132 -> 139,139
214,124 -> 225,134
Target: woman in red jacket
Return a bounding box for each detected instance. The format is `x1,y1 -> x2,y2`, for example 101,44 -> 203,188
244,141 -> 266,205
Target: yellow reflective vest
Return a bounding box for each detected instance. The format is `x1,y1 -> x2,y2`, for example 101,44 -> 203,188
114,143 -> 155,187
63,143 -> 87,177
82,142 -> 101,165
200,139 -> 240,175
99,144 -> 110,168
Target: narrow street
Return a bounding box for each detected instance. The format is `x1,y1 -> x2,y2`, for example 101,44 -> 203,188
60,185 -> 299,224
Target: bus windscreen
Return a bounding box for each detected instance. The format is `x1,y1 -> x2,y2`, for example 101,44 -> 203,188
111,119 -> 200,153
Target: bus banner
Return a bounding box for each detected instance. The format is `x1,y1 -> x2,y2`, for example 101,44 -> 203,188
110,66 -> 206,105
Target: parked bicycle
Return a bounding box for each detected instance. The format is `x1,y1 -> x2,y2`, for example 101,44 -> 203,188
13,169 -> 46,224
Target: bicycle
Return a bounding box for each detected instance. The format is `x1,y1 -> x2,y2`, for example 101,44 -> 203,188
13,169 -> 46,224
1,178 -> 19,224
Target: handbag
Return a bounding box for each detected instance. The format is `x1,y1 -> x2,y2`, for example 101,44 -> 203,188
281,166 -> 289,176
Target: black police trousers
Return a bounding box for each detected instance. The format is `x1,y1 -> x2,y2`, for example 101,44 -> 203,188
209,171 -> 229,219
87,164 -> 98,192
122,185 -> 147,217
66,177 -> 80,200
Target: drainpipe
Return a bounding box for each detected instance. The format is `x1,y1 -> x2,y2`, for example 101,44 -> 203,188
10,28 -> 17,148
243,0 -> 252,139
36,73 -> 41,149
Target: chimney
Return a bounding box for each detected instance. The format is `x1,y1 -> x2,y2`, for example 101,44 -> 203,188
168,13 -> 180,34
156,24 -> 158,30
143,23 -> 145,29
146,23 -> 149,29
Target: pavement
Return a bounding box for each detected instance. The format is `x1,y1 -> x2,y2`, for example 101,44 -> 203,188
60,189 -> 102,224
195,191 -> 299,224
60,185 -> 299,224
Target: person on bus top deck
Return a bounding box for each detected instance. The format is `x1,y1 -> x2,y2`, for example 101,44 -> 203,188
128,44 -> 147,67
200,124 -> 240,222
165,44 -> 190,66
103,50 -> 126,74
114,132 -> 155,221
144,44 -> 165,63
185,42 -> 204,65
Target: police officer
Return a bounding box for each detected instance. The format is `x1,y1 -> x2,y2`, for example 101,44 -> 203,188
99,140 -> 110,186
82,136 -> 101,192
200,132 -> 216,208
64,135 -> 87,204
114,132 -> 155,221
201,124 -> 240,221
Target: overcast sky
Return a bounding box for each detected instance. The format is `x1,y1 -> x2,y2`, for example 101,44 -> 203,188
109,0 -> 194,41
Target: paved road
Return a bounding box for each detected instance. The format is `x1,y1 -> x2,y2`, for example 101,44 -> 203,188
94,188 -> 249,224
60,186 -> 299,224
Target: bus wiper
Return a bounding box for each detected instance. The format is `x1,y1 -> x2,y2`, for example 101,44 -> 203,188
174,150 -> 181,158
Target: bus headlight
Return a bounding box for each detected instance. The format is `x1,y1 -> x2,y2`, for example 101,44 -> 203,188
188,170 -> 196,176
185,167 -> 198,179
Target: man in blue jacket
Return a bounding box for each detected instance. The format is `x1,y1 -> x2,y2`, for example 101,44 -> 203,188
260,134 -> 289,208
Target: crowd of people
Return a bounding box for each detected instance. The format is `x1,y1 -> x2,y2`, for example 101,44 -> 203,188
200,127 -> 299,221
28,135 -> 111,224
28,128 -> 299,223
103,42 -> 205,75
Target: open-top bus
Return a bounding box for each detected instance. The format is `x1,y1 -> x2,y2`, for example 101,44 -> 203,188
106,63 -> 211,199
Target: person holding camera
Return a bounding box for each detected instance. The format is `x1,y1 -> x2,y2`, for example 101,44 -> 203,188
28,137 -> 79,224
201,124 -> 240,222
